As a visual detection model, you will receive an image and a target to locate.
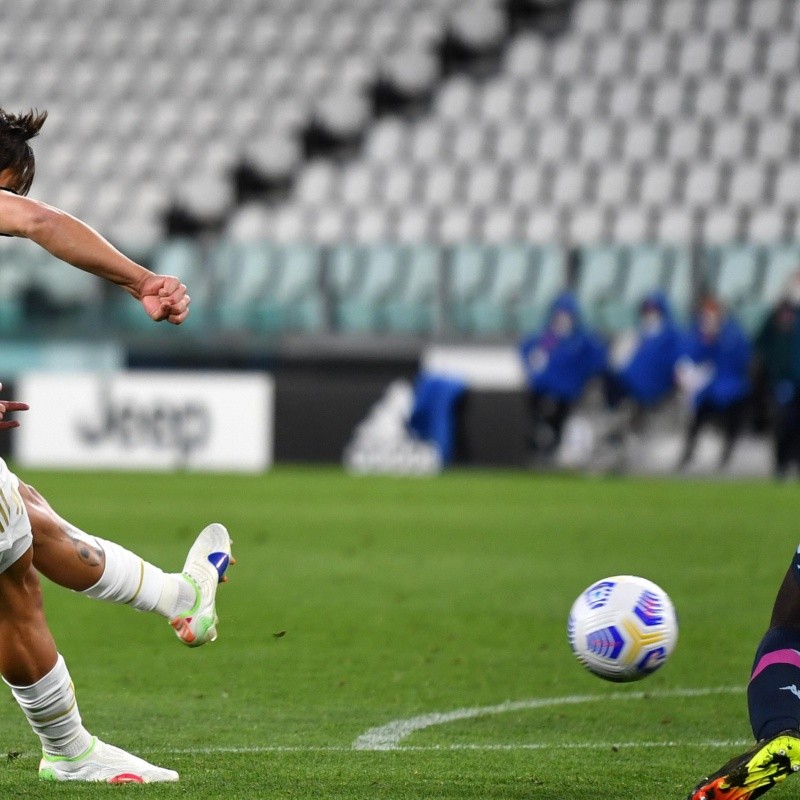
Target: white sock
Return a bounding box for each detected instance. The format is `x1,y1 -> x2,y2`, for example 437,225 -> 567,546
80,536 -> 195,619
5,654 -> 93,758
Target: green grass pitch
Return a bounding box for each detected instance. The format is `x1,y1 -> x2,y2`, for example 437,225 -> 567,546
0,466 -> 797,798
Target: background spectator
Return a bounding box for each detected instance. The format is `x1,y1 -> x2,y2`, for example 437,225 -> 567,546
606,291 -> 681,411
675,297 -> 751,471
519,292 -> 606,463
755,298 -> 800,479
600,291 -> 682,463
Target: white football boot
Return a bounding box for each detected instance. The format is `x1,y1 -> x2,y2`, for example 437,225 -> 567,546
39,738 -> 179,783
170,522 -> 234,647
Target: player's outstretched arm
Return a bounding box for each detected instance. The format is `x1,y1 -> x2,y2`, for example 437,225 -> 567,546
0,191 -> 190,324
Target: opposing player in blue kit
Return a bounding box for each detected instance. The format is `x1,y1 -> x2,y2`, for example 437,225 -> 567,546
687,546 -> 800,799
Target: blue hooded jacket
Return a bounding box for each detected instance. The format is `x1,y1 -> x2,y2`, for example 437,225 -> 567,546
681,312 -> 751,409
519,292 -> 606,402
614,291 -> 681,406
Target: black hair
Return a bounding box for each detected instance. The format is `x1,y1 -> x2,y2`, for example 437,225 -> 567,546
0,108 -> 47,196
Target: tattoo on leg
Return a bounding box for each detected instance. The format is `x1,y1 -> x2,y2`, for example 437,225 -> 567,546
60,524 -> 104,568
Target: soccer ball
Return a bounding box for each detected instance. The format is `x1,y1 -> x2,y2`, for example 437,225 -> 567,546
567,575 -> 678,682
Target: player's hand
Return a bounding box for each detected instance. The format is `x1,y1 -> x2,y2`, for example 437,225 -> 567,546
0,383 -> 29,430
139,274 -> 191,325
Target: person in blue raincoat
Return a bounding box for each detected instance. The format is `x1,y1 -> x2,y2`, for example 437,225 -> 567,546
519,292 -> 606,461
675,297 -> 751,470
605,291 -> 681,410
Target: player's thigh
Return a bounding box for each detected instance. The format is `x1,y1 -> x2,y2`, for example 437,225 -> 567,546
0,460 -> 33,578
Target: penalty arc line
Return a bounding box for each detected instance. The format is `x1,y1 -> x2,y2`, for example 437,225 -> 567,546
352,685 -> 745,751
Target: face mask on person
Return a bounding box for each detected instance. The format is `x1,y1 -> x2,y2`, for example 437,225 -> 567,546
551,310 -> 574,338
700,309 -> 722,339
640,309 -> 663,336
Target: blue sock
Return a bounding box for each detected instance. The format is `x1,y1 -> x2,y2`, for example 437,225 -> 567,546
748,626 -> 800,740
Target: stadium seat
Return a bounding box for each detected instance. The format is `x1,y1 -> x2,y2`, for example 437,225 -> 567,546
624,246 -> 671,303
683,163 -> 723,207
383,245 -> 440,334
212,241 -> 276,330
639,164 -> 678,205
665,120 -> 704,160
504,35 -> 547,78
664,247 -> 694,321
750,0 -> 784,32
761,245 -> 800,305
612,206 -> 651,243
737,77 -> 778,117
764,33 -> 799,73
581,121 -> 618,163
662,0 -> 698,32
470,244 -> 535,334
622,120 -> 658,160
748,208 -> 786,242
712,121 -> 749,161
754,119 -> 792,160
516,246 -> 566,332
481,206 -> 518,243
710,245 -> 761,305
447,243 -> 492,332
594,164 -> 631,205
328,244 -> 400,332
28,249 -> 104,308
437,207 -> 475,245
618,1 -> 654,34
692,77 -> 731,117
701,208 -> 741,244
576,246 -> 623,328
524,207 -> 562,244
251,245 -> 323,333
0,244 -> 35,332
353,207 -> 391,243
567,206 -> 607,244
494,123 -> 528,163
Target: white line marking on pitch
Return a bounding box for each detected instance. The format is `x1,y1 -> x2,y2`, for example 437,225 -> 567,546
151,739 -> 751,755
352,686 -> 744,751
15,739 -> 753,761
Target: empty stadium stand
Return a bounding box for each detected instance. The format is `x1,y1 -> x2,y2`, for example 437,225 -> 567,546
1,0 -> 800,339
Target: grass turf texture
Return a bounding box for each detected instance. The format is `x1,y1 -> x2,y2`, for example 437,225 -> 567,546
0,467 -> 796,798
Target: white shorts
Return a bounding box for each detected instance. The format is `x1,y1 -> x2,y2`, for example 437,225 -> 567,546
0,459 -> 32,574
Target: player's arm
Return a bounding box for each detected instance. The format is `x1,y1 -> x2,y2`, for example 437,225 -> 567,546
0,191 -> 190,324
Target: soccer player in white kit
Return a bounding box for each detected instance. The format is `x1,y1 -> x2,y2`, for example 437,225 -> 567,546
0,107 -> 233,783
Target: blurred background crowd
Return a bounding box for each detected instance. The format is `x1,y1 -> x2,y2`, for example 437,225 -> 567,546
519,269 -> 800,478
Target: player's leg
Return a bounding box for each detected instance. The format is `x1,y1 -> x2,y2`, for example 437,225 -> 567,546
0,507 -> 177,782
718,398 -> 745,468
746,549 -> 800,742
678,401 -> 709,469
686,546 -> 800,799
21,481 -> 232,647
